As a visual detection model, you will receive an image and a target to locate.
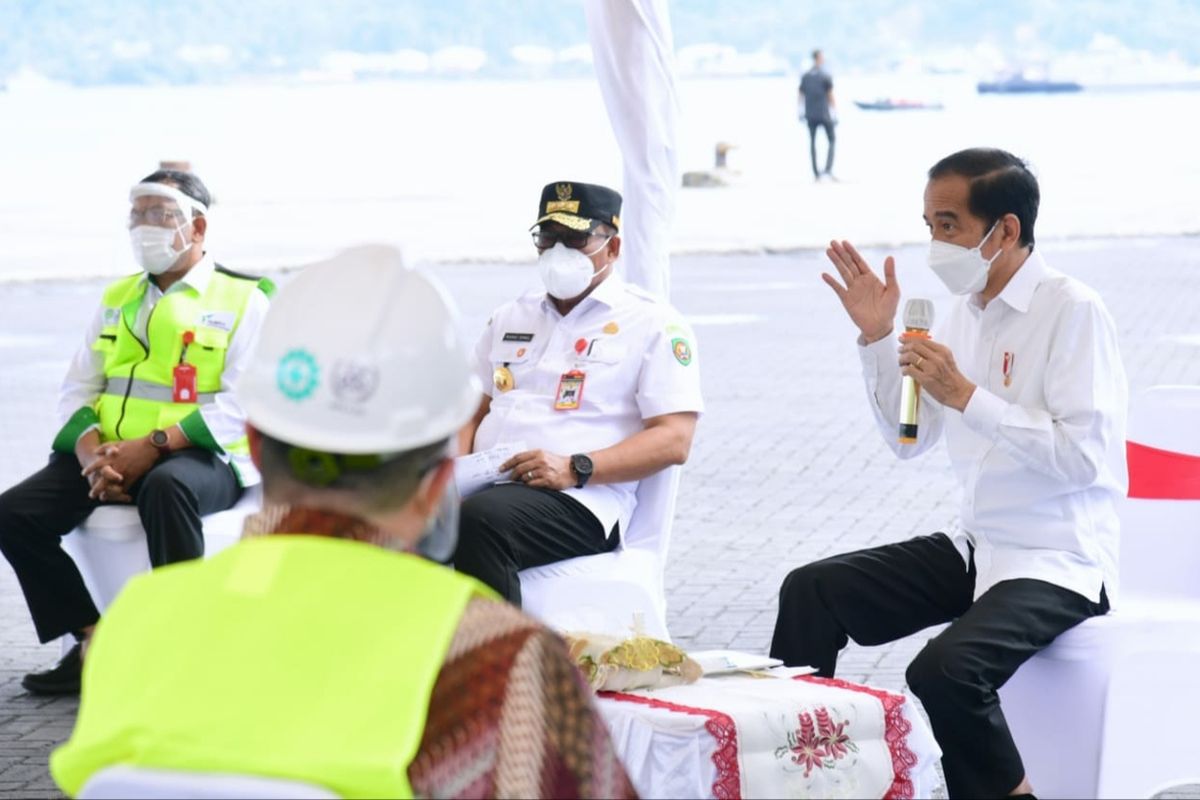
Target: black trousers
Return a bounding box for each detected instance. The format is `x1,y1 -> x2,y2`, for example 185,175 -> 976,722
807,118 -> 836,177
770,533 -> 1109,799
453,483 -> 619,606
0,450 -> 241,643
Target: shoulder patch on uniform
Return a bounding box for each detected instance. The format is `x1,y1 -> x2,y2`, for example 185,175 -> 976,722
671,337 -> 693,366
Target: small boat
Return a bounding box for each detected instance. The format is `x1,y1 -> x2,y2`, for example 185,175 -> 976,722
977,75 -> 1082,94
854,98 -> 944,111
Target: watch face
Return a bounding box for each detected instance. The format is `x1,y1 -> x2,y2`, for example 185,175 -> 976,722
573,454 -> 593,475
151,430 -> 168,447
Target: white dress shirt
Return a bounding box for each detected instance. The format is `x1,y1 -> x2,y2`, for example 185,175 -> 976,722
472,274 -> 704,537
58,255 -> 270,485
859,252 -> 1128,604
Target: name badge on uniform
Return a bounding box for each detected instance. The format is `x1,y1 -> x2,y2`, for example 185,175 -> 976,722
493,365 -> 515,393
554,370 -> 586,410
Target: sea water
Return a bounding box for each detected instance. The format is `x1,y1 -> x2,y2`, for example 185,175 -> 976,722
0,73 -> 1195,282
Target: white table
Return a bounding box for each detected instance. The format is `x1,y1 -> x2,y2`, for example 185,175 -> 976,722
595,670 -> 941,799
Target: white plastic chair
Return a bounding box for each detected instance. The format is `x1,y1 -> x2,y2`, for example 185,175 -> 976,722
999,385 -> 1200,799
78,764 -> 338,799
518,465 -> 681,641
61,485 -> 262,613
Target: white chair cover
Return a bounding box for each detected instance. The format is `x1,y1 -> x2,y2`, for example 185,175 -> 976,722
79,764 -> 337,799
61,485 -> 262,613
1000,385 -> 1200,799
519,466 -> 680,640
1117,384 -> 1200,599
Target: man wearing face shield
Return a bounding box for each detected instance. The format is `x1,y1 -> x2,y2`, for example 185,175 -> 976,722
771,148 -> 1127,799
455,181 -> 703,604
0,170 -> 271,695
50,249 -> 636,800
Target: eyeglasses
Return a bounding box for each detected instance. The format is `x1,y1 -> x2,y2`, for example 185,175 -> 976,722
128,206 -> 186,227
531,228 -> 606,251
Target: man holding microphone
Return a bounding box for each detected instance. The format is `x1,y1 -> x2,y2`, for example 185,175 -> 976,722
770,148 -> 1127,799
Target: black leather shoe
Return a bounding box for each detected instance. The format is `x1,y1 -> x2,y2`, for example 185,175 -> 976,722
21,642 -> 82,695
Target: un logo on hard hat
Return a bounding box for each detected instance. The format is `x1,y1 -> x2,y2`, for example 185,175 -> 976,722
277,349 -> 319,401
331,359 -> 380,406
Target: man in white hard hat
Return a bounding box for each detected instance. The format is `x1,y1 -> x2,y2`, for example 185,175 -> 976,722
456,181 -> 704,604
50,248 -> 636,800
0,169 -> 270,695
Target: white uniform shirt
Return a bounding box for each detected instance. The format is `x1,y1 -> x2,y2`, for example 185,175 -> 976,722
58,255 -> 270,485
859,252 -> 1128,604
472,274 -> 704,536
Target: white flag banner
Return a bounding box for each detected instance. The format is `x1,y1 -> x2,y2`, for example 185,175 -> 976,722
585,0 -> 680,300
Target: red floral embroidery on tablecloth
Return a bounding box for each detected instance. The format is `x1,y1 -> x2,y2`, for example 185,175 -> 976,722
795,675 -> 919,800
775,705 -> 860,777
601,691 -> 742,799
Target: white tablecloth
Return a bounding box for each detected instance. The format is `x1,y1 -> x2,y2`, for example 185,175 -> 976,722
596,672 -> 941,799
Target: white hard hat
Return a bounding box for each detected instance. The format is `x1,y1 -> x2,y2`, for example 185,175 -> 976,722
238,245 -> 481,455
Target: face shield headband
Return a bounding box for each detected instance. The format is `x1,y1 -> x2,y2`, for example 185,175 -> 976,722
128,181 -> 208,222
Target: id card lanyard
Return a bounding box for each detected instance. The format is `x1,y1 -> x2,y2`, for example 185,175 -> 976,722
555,337 -> 593,411
173,330 -> 198,403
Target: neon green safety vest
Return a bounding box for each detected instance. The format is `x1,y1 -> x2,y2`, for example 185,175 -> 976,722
51,535 -> 492,799
55,266 -> 270,464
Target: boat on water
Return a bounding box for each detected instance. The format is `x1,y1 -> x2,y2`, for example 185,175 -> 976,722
977,75 -> 1082,94
853,98 -> 944,111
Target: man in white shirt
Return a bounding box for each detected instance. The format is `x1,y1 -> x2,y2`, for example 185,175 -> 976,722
455,181 -> 703,604
770,148 -> 1126,799
0,170 -> 270,695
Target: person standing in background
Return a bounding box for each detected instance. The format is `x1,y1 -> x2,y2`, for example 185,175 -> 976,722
799,49 -> 837,182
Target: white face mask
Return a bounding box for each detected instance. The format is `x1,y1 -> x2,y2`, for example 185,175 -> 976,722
927,220 -> 1002,295
130,223 -> 189,275
537,238 -> 611,300
415,480 -> 460,562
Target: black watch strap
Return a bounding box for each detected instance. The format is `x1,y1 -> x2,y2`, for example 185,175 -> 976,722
570,453 -> 594,489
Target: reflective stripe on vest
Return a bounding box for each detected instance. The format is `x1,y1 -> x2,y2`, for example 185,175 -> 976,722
51,536 -> 492,799
102,376 -> 219,405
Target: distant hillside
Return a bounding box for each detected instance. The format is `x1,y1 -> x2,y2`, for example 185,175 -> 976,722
3,0 -> 1199,85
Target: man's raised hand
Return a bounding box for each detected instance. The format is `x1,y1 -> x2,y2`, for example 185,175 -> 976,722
821,240 -> 900,343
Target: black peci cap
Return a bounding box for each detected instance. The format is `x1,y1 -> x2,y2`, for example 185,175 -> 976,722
532,181 -> 622,232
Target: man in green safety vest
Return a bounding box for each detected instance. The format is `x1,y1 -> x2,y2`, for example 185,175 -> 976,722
50,247 -> 636,799
0,169 -> 272,695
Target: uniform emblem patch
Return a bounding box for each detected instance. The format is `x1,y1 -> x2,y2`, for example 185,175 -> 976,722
671,338 -> 693,366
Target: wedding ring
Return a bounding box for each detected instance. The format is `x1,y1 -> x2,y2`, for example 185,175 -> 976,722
915,356 -> 924,368
526,470 -> 534,481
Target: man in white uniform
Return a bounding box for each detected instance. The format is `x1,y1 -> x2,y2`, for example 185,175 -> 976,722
456,181 -> 703,604
771,148 -> 1127,799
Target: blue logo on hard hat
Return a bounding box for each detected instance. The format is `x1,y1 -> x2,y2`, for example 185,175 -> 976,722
277,349 -> 319,401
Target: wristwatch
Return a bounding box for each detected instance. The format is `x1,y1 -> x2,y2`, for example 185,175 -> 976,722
149,429 -> 172,459
569,453 -> 594,489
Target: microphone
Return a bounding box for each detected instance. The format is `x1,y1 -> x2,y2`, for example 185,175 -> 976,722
899,298 -> 935,444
